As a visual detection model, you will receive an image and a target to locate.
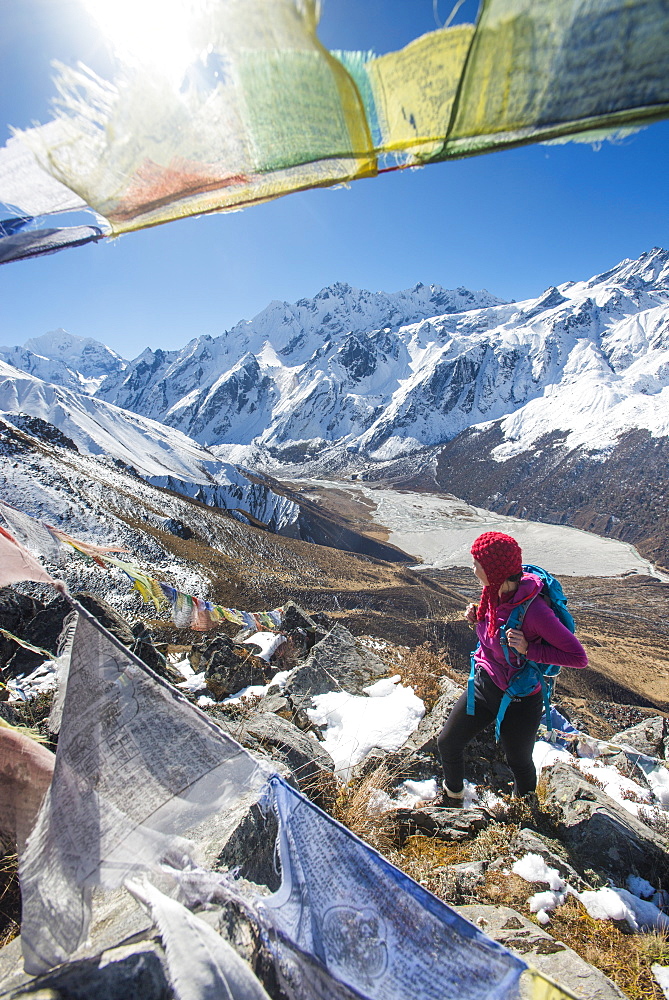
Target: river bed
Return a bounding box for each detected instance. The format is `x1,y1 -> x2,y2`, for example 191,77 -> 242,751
292,479 -> 667,580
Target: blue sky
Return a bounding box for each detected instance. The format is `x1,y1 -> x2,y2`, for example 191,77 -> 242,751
1,0 -> 668,360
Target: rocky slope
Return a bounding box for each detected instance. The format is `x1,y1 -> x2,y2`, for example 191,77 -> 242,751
0,415 -> 462,642
0,364 -> 299,531
2,594 -> 669,1000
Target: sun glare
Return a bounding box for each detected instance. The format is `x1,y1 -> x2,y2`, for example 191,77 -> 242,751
82,0 -> 199,84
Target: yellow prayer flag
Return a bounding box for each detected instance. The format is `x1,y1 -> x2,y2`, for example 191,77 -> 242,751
526,966 -> 582,1000
368,25 -> 474,160
443,0 -> 669,156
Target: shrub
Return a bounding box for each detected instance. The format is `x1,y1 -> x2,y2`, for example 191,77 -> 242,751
390,642 -> 456,710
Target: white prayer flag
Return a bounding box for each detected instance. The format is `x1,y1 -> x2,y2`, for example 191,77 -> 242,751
20,609 -> 273,973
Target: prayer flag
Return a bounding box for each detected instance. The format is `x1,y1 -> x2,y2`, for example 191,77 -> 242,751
2,0 -> 667,253
0,525 -> 57,588
0,727 -> 55,855
256,775 -> 526,1000
126,879 -> 272,1000
19,605 -> 273,973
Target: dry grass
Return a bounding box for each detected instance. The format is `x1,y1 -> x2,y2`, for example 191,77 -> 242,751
0,847 -> 20,949
330,766 -> 398,853
383,828 -> 669,999
543,897 -> 667,999
7,691 -> 56,749
367,639 -> 460,710
392,643 -> 457,710
386,834 -> 477,899
639,807 -> 669,839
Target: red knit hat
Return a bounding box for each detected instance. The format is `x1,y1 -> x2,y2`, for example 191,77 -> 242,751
470,531 -> 523,636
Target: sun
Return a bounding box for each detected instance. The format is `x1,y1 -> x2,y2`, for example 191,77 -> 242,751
82,0 -> 200,84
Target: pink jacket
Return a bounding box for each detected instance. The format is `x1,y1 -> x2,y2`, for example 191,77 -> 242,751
473,573 -> 588,692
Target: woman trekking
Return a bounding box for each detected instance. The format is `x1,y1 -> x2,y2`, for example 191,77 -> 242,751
437,531 -> 587,807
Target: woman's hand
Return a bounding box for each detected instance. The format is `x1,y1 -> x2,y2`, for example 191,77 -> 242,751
506,628 -> 529,656
464,603 -> 478,625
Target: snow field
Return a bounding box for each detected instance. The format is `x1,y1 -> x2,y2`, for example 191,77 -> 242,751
533,740 -> 653,817
512,852 -> 669,935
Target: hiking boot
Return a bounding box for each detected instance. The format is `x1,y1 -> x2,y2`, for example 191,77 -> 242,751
439,784 -> 465,808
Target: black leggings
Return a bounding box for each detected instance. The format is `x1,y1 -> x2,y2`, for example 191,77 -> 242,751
437,668 -> 544,796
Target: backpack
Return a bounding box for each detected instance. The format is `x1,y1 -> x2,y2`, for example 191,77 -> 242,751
466,564 -> 576,741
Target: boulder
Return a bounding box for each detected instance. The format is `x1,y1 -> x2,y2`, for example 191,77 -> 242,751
4,595 -> 71,676
280,601 -> 326,639
510,828 -> 591,890
457,905 -> 627,1000
255,693 -> 292,719
394,805 -> 492,843
284,624 -> 387,707
213,799 -> 281,892
129,621 -> 183,685
210,711 -> 334,804
202,636 -> 271,700
542,762 -> 669,885
400,676 -> 463,758
7,591 -> 146,677
74,593 -> 137,647
0,589 -> 44,669
188,641 -> 204,672
612,716 -> 669,759
0,941 -> 170,1000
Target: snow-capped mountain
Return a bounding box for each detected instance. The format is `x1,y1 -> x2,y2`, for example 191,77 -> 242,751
3,249 -> 668,567
0,360 -> 298,533
91,282 -> 505,450
80,252 -> 669,470
0,329 -> 127,394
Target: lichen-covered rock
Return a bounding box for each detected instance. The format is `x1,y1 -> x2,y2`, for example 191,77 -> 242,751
394,805 -> 492,842
0,588 -> 44,669
256,693 -> 292,719
612,716 -> 669,759
210,711 -> 334,803
457,905 -> 627,999
129,621 -> 182,684
542,762 -> 669,884
202,635 -> 271,700
510,828 -> 590,890
280,601 -> 326,638
3,595 -> 71,676
0,943 -> 170,1000
214,799 -> 281,892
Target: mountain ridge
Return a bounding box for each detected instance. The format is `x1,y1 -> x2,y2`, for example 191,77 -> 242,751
2,248 -> 668,568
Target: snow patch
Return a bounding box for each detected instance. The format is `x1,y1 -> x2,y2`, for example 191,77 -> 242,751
307,676 -> 425,781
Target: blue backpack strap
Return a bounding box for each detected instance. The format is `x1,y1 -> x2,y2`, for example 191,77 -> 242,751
466,649 -> 477,716
495,691 -> 513,740
495,597 -> 538,741
498,598 -> 533,668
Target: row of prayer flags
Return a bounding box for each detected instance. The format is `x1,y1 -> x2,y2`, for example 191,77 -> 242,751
0,499 -> 283,632
1,0 -> 669,262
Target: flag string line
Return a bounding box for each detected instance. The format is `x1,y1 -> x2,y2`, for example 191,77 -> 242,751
0,500 -> 284,633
